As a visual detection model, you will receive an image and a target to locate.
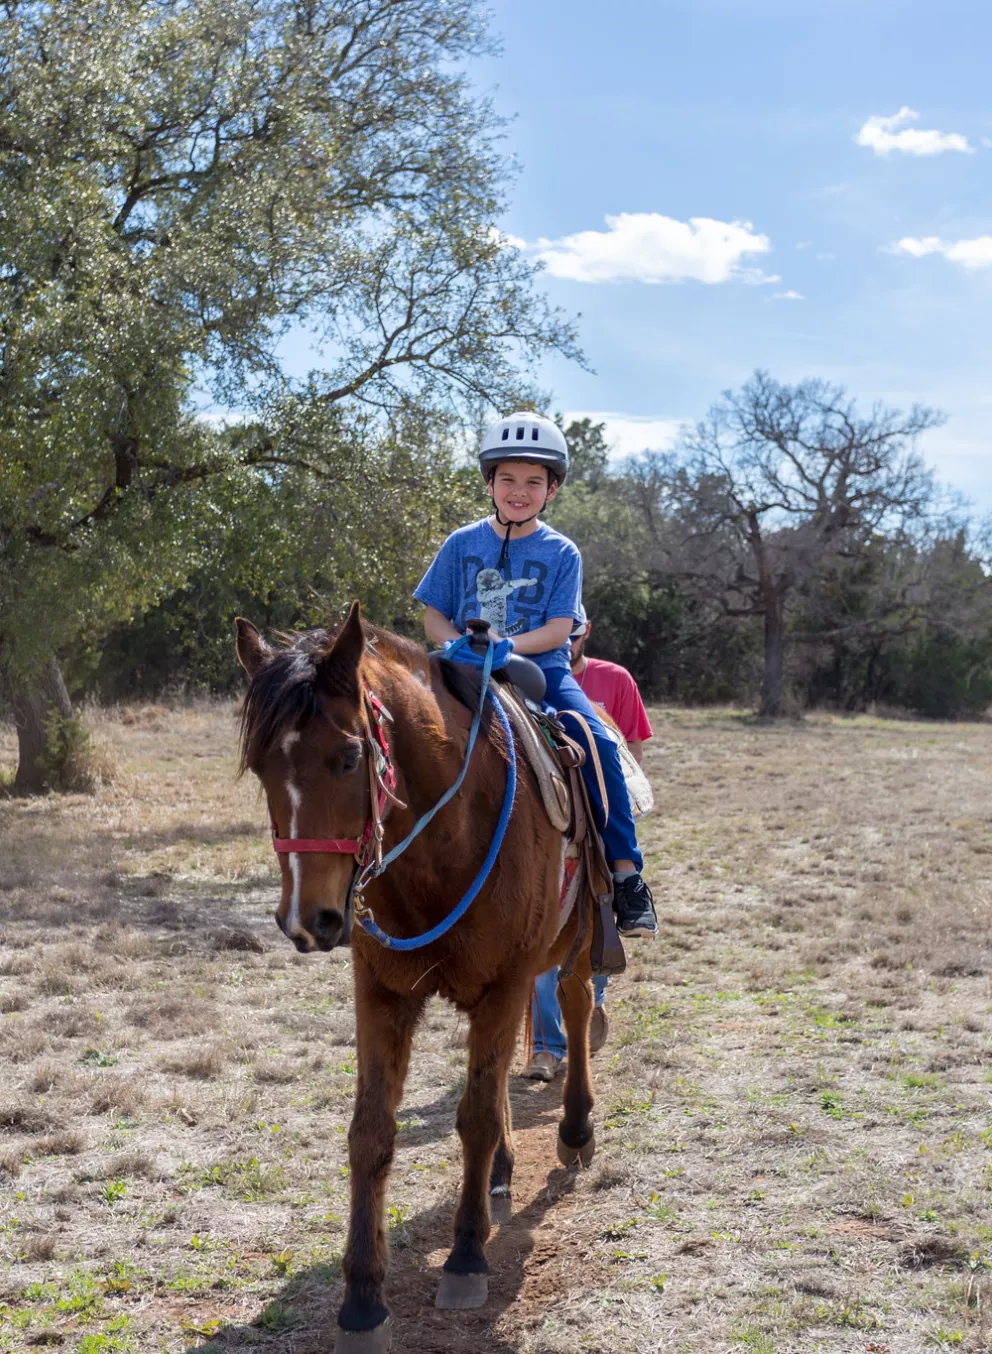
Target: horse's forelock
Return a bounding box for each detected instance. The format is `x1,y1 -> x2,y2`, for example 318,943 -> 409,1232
237,623 -> 431,775
238,630 -> 357,774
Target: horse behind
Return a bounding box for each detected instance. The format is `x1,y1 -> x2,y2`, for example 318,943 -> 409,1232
235,603 -> 597,1353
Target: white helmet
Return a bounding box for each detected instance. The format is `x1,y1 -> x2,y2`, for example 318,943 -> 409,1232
479,411 -> 569,486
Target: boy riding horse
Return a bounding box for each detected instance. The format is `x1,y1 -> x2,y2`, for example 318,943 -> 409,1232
414,410 -> 657,937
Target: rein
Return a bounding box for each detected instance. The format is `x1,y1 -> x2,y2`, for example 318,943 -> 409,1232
271,638 -> 518,952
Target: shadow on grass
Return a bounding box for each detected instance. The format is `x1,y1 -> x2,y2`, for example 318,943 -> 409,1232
186,1082 -> 578,1354
0,851 -> 278,942
105,819 -> 264,850
398,1059 -> 575,1149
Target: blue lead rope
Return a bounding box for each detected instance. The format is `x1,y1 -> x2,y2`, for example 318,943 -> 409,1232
357,637 -> 517,951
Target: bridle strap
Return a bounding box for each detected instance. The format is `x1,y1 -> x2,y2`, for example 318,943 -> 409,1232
269,687 -> 399,861
273,836 -> 361,853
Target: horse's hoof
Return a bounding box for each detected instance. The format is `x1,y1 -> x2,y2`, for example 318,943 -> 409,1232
334,1319 -> 392,1354
557,1127 -> 595,1168
489,1189 -> 512,1225
435,1271 -> 489,1309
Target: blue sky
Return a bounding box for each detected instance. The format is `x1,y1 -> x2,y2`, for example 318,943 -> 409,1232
473,0 -> 991,507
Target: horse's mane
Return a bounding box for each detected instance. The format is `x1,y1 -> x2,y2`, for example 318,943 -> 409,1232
238,621 -> 505,776
430,653 -> 499,742
362,624 -> 427,669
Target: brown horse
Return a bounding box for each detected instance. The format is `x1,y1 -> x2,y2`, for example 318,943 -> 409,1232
235,603 -> 597,1353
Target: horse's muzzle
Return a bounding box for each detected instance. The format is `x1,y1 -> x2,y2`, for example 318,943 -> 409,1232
310,908 -> 346,950
274,907 -> 347,953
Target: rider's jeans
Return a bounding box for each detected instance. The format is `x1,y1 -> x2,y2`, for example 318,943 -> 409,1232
543,666 -> 642,871
532,967 -> 608,1058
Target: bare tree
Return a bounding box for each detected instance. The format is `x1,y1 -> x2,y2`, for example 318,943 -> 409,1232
653,372 -> 946,715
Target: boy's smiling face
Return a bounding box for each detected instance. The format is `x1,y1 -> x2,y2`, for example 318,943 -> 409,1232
487,461 -> 558,523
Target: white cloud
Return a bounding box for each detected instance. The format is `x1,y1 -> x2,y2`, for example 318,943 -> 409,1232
740,268 -> 781,286
942,238 -> 992,267
531,212 -> 773,285
889,234 -> 992,267
565,411 -> 682,461
889,236 -> 945,259
771,290 -> 805,301
855,107 -> 972,156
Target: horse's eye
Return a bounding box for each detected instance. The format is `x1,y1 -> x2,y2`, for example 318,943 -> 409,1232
331,743 -> 362,776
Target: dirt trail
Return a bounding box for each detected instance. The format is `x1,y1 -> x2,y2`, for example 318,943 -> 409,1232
389,1082 -> 604,1354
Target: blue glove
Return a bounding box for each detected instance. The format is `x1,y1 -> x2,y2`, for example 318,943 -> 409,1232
444,635 -> 515,670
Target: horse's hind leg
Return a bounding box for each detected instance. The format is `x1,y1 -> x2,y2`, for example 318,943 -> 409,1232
488,1085 -> 514,1225
557,966 -> 596,1167
336,965 -> 424,1353
438,989 -> 521,1309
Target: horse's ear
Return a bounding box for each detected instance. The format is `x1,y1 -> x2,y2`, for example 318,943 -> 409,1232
235,618 -> 271,677
317,601 -> 364,698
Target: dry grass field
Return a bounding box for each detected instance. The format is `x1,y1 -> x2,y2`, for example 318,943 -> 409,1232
1,700 -> 992,1354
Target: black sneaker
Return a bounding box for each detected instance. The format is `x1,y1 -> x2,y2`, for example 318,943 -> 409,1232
614,874 -> 657,937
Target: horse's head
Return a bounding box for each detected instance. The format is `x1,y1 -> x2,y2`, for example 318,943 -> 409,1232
236,602 -> 374,954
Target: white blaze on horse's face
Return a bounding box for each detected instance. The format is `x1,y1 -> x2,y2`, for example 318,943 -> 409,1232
266,719 -> 368,953
281,731 -> 304,934
285,779 -> 303,936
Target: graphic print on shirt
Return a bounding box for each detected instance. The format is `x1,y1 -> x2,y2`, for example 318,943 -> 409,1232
458,556 -> 549,638
474,568 -> 533,635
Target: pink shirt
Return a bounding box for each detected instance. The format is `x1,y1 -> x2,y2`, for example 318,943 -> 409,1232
575,658 -> 653,744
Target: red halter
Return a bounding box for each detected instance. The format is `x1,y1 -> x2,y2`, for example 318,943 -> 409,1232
270,690 -> 399,868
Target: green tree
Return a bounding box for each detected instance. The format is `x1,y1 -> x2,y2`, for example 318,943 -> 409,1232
551,448 -> 757,701
0,0 -> 577,789
795,528 -> 992,716
81,413 -> 477,696
560,417 -> 609,490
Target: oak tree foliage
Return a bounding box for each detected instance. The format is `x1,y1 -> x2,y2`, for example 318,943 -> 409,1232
0,0 -> 577,787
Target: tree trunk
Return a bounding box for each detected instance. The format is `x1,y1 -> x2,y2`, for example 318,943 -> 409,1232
759,599 -> 786,717
9,657 -> 73,794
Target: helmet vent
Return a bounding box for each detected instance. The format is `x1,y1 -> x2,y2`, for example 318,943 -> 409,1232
501,428 -> 509,440
515,426 -> 525,439
532,428 -> 539,440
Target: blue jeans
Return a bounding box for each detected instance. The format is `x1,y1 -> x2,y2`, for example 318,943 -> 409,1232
543,666 -> 642,871
532,967 -> 608,1058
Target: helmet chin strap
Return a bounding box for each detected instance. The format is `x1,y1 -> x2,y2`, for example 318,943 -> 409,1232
491,481 -> 552,578
494,511 -> 518,580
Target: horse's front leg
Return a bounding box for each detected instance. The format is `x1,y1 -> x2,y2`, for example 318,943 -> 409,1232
336,962 -> 424,1353
556,963 -> 596,1168
487,1082 -> 514,1225
437,986 -> 524,1310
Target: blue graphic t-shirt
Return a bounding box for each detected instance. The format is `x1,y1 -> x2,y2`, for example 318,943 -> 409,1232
414,519 -> 583,671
